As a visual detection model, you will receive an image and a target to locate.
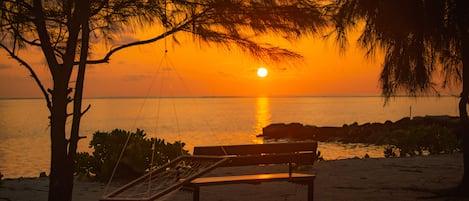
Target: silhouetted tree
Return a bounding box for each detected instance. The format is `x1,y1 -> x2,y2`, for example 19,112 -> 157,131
328,0 -> 469,195
0,0 -> 326,200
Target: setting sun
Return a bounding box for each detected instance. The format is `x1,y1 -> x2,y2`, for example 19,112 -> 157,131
257,67 -> 268,78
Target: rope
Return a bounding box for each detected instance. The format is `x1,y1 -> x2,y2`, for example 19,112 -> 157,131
147,0 -> 190,195
146,44 -> 168,197
103,128 -> 133,195
221,146 -> 228,155
103,1 -> 223,198
147,141 -> 157,196
102,156 -> 225,200
102,43 -> 168,196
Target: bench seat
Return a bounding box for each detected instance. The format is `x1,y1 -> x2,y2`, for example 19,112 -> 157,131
186,173 -> 316,201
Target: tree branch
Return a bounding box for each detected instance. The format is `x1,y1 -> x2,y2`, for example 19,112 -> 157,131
83,6 -> 214,65
32,0 -> 60,72
81,104 -> 91,116
84,25 -> 183,64
10,29 -> 42,47
0,43 -> 52,111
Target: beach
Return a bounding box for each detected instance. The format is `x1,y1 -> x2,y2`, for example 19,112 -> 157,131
1,153 -> 467,201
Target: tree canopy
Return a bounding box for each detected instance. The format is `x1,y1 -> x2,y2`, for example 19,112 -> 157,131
327,0 -> 468,97
327,0 -> 469,194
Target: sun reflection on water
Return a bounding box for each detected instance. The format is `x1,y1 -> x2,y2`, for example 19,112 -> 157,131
253,97 -> 271,144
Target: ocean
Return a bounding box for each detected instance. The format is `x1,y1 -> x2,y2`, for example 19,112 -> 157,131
0,96 -> 459,178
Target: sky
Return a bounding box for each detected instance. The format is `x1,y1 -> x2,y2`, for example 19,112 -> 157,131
0,29 -> 384,98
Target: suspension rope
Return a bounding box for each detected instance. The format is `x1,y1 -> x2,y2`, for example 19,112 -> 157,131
146,49 -> 168,196
148,0 -> 178,195
103,1 -> 222,198
103,48 -> 168,196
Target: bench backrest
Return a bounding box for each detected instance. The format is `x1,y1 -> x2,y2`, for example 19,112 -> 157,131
193,142 -> 317,167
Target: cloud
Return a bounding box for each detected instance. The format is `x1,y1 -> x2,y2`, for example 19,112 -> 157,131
118,35 -> 139,44
278,67 -> 287,71
161,67 -> 173,72
217,71 -> 233,78
90,32 -> 139,46
0,63 -> 9,70
121,74 -> 151,81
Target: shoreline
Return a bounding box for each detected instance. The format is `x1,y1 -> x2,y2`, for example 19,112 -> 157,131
1,153 -> 465,201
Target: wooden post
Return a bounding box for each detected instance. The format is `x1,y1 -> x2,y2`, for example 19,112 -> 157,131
192,186 -> 200,201
308,180 -> 314,201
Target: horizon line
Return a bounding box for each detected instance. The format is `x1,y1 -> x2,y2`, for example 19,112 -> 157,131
0,94 -> 459,100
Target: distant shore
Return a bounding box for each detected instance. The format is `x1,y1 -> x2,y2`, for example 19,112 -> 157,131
0,153 -> 465,201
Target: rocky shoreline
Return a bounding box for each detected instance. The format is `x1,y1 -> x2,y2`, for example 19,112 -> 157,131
259,115 -> 459,144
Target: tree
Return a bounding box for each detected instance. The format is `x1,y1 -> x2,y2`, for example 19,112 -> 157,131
0,0 -> 326,200
327,0 -> 469,195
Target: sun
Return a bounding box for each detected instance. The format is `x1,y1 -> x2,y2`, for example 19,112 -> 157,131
257,67 -> 268,78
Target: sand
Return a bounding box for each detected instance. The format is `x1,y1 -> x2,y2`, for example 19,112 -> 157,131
1,153 -> 467,201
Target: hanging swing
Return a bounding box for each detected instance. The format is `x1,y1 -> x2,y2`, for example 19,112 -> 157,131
100,155 -> 229,201
98,38 -> 236,198
99,27 -> 231,200
99,50 -> 230,201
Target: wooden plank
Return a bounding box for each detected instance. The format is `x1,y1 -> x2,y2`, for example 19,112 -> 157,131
189,143 -> 318,201
101,155 -> 186,199
218,152 -> 316,167
146,157 -> 230,201
100,156 -> 230,201
187,173 -> 316,201
193,142 -> 317,156
189,173 -> 315,186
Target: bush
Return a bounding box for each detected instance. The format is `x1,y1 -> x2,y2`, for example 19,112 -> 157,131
383,145 -> 398,158
383,125 -> 460,157
75,129 -> 188,181
75,152 -> 95,179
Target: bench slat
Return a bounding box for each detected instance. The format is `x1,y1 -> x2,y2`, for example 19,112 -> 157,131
218,152 -> 315,167
193,142 -> 317,156
189,173 -> 315,186
186,173 -> 316,201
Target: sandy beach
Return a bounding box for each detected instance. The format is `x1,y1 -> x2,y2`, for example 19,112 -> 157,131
1,153 -> 467,201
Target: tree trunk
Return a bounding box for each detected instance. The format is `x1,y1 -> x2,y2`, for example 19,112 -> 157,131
48,76 -> 74,201
69,0 -> 90,167
459,32 -> 469,194
48,2 -> 91,200
459,93 -> 469,192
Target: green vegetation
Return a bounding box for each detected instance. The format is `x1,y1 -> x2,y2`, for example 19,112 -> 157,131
75,129 -> 188,181
383,125 -> 460,158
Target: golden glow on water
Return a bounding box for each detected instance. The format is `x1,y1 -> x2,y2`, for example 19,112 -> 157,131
253,97 -> 271,144
0,97 -> 458,178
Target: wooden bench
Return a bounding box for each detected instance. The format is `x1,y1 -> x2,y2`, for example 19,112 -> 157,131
185,142 -> 318,201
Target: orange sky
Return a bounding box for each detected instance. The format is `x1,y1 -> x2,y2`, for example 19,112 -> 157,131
0,30 -> 384,98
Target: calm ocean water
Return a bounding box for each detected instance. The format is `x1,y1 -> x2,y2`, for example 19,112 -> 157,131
0,96 -> 459,178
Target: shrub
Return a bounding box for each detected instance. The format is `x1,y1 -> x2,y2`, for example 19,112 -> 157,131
383,145 -> 398,158
75,152 -> 95,179
75,129 -> 188,181
383,125 -> 460,157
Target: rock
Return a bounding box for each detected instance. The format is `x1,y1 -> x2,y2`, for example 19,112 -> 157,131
262,123 -> 313,139
260,116 -> 459,144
